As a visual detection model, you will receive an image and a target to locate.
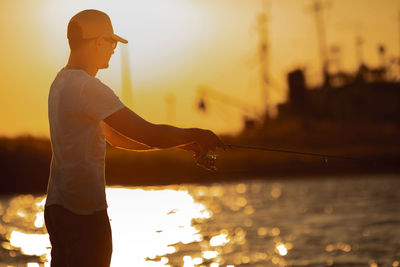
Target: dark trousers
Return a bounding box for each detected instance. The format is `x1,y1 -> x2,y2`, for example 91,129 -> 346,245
44,204 -> 113,267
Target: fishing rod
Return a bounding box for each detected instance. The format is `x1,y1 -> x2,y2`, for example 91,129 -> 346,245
226,144 -> 361,162
196,143 -> 371,171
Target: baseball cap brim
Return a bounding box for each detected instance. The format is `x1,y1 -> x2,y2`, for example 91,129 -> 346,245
112,34 -> 128,44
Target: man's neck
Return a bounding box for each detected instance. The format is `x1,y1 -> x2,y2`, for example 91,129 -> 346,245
65,53 -> 98,77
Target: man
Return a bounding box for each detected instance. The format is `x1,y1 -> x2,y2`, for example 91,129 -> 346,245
44,9 -> 225,267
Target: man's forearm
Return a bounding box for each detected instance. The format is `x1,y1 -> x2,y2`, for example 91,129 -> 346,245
110,137 -> 156,151
104,121 -> 156,151
149,124 -> 198,149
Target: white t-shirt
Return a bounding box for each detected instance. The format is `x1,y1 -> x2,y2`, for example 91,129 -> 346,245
46,68 -> 125,215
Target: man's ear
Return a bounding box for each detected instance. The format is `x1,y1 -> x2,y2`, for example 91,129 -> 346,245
94,36 -> 103,50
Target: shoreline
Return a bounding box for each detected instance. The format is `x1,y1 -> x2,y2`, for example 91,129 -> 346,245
1,128 -> 399,194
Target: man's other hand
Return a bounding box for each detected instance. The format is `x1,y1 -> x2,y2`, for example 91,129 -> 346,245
193,129 -> 226,158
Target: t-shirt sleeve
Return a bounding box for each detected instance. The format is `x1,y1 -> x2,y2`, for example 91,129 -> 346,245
81,78 -> 125,122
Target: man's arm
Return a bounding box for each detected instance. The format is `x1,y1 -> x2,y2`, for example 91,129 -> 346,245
103,122 -> 157,151
103,107 -> 225,154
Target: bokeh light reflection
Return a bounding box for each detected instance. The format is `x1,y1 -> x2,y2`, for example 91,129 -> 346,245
210,233 -> 230,247
202,250 -> 218,259
9,231 -> 49,256
106,187 -> 212,266
275,243 -> 288,256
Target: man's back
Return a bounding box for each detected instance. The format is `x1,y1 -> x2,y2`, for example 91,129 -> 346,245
47,68 -> 124,215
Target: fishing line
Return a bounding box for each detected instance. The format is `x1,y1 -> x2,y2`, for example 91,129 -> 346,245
227,144 -> 365,162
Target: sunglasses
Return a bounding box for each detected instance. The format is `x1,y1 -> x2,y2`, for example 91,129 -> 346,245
104,37 -> 118,49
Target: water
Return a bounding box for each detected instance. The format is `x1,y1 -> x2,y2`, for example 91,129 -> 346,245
0,175 -> 399,267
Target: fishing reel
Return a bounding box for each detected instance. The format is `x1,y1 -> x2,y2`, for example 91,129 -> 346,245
196,153 -> 218,171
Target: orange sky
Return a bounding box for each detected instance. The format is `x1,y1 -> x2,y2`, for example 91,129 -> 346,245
0,0 -> 399,137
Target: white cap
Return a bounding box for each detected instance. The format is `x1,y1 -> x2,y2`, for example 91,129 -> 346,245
67,9 -> 128,44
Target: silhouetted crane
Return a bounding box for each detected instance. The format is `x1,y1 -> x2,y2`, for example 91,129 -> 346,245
196,86 -> 259,130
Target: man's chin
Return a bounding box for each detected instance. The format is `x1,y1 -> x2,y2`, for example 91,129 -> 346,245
99,63 -> 109,69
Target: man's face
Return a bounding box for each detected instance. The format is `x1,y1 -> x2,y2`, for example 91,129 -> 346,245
95,36 -> 117,69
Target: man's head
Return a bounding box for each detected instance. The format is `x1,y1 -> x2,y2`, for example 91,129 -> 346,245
67,9 -> 128,69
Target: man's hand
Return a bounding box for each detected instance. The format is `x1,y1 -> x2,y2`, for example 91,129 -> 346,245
192,129 -> 226,159
178,129 -> 225,159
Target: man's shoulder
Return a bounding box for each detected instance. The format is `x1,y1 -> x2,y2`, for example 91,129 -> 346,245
58,69 -> 98,84
56,69 -> 115,97
53,69 -> 90,90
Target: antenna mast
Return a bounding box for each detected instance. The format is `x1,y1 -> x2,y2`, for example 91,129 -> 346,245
165,93 -> 176,124
310,0 -> 330,87
398,10 -> 400,78
257,0 -> 270,119
121,45 -> 134,109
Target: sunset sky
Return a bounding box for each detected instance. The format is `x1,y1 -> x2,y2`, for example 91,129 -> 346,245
0,0 -> 399,137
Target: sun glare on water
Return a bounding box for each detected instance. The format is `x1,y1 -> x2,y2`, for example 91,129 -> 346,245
3,187 -> 218,266
106,187 -> 212,266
